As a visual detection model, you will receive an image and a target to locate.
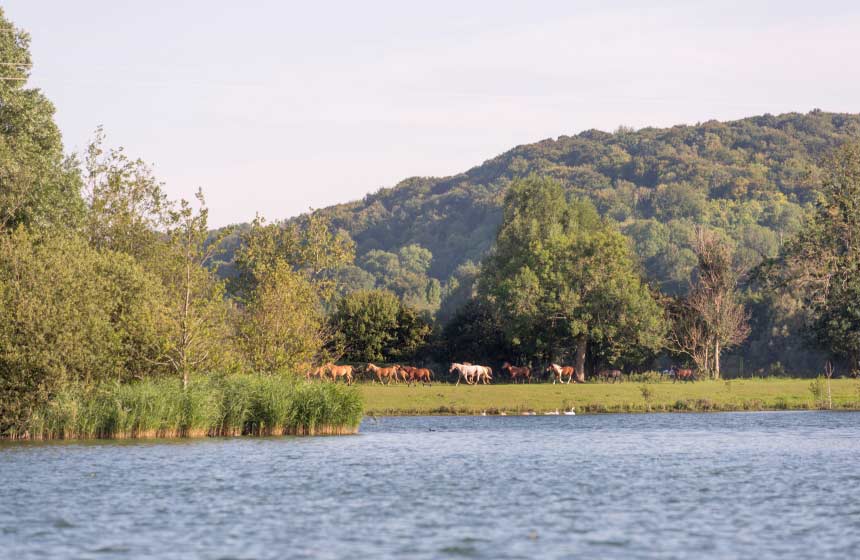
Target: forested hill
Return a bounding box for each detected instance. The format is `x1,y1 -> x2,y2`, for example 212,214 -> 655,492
314,110 -> 860,298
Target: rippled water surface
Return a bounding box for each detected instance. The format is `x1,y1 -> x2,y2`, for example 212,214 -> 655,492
2,412 -> 859,559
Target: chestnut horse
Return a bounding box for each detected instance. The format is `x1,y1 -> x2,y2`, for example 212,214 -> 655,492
502,362 -> 531,384
399,365 -> 433,386
672,367 -> 696,383
546,363 -> 577,384
325,363 -> 354,385
303,364 -> 328,382
366,363 -> 399,385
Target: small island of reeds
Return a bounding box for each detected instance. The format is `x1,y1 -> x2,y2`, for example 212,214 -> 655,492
4,375 -> 363,441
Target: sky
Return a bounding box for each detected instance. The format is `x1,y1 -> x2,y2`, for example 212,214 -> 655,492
5,0 -> 860,227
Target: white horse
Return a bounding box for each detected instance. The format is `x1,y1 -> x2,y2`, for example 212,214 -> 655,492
474,365 -> 493,384
450,363 -> 493,386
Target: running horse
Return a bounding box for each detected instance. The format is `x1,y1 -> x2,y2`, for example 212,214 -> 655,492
398,365 -> 433,386
450,363 -> 493,386
546,363 -> 578,384
325,363 -> 354,385
671,367 -> 696,383
366,363 -> 399,385
501,362 -> 532,384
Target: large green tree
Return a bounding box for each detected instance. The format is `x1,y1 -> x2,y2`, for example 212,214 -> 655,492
329,289 -> 431,363
0,8 -> 82,231
479,175 -> 665,378
0,229 -> 169,433
765,143 -> 860,371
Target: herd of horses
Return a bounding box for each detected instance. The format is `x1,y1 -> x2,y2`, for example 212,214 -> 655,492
304,362 -> 698,386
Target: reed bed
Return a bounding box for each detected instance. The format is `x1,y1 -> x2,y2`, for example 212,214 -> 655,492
6,374 -> 363,440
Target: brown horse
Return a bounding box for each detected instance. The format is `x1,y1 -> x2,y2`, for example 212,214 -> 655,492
304,364 -> 327,382
399,365 -> 433,386
502,362 -> 531,384
546,363 -> 577,384
596,369 -> 623,383
672,367 -> 696,383
325,363 -> 354,385
367,363 -> 399,385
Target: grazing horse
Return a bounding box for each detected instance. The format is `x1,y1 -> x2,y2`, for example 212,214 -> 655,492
501,362 -> 531,384
596,369 -> 623,383
399,365 -> 433,386
450,363 -> 491,386
325,363 -> 354,385
546,363 -> 577,384
366,363 -> 399,385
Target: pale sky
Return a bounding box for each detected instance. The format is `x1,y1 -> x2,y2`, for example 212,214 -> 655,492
6,0 -> 860,227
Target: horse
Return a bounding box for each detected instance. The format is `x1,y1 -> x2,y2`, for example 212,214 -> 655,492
326,363 -> 354,385
450,363 -> 491,386
399,365 -> 433,386
304,364 -> 327,382
366,363 -> 399,385
475,365 -> 493,384
596,369 -> 623,383
501,362 -> 531,384
671,366 -> 696,383
546,363 -> 577,384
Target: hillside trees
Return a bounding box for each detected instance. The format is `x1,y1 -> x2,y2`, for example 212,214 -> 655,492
359,244 -> 442,314
479,175 -> 665,379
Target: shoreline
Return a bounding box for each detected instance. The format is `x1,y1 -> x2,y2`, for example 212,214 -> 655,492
365,406 -> 860,417
359,378 -> 860,417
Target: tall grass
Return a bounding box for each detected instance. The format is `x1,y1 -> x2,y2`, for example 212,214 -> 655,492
9,374 -> 363,440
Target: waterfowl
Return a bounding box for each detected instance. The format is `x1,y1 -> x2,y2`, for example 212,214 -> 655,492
544,409 -> 560,415
563,408 -> 576,416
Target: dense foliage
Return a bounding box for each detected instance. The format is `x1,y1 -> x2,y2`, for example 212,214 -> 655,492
0,9 -> 363,436
328,289 -> 432,363
307,110 -> 860,373
763,143 -> 860,373
479,176 -> 665,377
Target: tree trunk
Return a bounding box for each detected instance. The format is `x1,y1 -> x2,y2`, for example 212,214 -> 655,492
575,336 -> 587,382
713,340 -> 721,380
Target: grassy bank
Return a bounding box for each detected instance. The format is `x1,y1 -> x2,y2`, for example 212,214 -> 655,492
359,378 -> 860,415
6,374 -> 363,440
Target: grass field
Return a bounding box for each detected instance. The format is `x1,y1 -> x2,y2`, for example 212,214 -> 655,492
359,378 -> 860,415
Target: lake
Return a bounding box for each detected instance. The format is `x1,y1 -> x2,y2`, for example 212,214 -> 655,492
1,412 -> 859,559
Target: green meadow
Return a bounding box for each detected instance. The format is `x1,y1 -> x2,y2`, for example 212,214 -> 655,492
359,378 -> 860,416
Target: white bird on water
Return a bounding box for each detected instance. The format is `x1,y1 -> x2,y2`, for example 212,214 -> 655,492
544,409 -> 560,415
563,408 -> 576,416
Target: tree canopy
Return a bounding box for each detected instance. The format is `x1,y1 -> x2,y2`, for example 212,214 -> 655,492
479,176 -> 665,377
